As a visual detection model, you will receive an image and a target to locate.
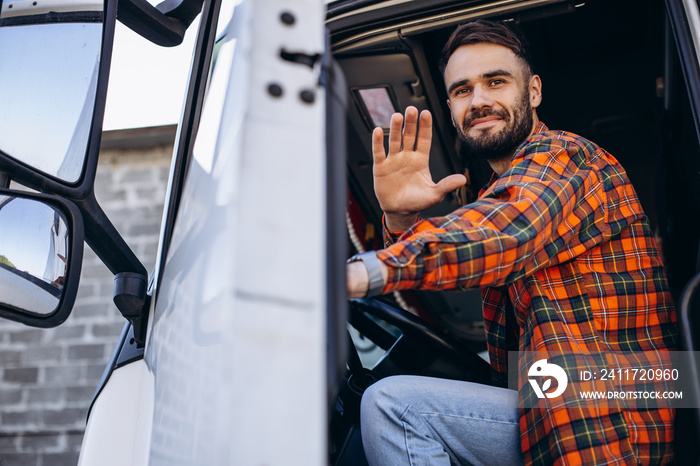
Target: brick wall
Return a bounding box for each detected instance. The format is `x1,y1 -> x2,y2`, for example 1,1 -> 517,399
0,126 -> 174,466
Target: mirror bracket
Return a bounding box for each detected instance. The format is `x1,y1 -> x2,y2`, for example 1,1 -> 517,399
77,193 -> 149,344
118,0 -> 204,46
113,272 -> 149,346
77,193 -> 147,276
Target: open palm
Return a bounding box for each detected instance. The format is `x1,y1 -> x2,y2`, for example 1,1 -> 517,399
373,107 -> 466,223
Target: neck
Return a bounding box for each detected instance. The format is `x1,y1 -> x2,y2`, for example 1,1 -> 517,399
489,113 -> 540,176
488,157 -> 513,176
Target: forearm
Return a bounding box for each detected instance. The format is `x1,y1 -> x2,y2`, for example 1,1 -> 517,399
351,208 -> 566,298
376,184 -> 607,293
378,227 -> 528,292
377,201 -> 548,294
365,146 -> 614,295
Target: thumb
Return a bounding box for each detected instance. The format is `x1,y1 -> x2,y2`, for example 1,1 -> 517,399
435,174 -> 467,197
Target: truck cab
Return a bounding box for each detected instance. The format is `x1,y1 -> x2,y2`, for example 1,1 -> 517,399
1,0 -> 700,464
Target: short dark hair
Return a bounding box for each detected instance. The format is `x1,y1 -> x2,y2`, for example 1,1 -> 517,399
438,20 -> 533,78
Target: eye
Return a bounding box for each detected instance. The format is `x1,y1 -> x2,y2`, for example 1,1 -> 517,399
454,87 -> 471,97
490,79 -> 506,86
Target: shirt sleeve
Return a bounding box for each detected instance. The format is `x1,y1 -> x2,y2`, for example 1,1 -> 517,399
376,138 -> 643,294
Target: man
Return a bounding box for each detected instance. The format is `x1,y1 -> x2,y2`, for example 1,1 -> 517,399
346,20 -> 678,465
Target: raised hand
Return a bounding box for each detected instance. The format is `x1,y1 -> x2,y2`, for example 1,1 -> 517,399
373,107 -> 467,231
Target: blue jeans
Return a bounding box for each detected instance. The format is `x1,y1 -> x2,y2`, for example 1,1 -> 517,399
360,375 -> 523,466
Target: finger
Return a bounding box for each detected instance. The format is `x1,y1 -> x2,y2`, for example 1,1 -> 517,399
415,110 -> 433,155
388,113 -> 404,155
402,106 -> 419,151
435,174 -> 468,198
372,127 -> 386,164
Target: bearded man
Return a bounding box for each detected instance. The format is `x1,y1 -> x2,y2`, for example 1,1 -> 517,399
346,20 -> 678,465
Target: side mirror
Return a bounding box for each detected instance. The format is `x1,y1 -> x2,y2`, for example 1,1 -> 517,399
0,0 -> 151,342
0,0 -> 116,198
0,190 -> 84,327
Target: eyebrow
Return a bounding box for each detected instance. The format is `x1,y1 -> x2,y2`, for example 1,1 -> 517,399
447,69 -> 516,95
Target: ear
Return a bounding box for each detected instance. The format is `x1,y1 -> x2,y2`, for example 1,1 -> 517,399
529,75 -> 542,109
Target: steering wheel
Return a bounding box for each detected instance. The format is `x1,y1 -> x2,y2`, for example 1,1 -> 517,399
331,298 -> 493,466
348,297 -> 492,386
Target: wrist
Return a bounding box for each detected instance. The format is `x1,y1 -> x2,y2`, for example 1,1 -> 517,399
346,251 -> 386,299
346,261 -> 369,299
384,212 -> 420,232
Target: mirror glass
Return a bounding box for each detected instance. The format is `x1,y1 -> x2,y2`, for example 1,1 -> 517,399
0,3 -> 103,183
0,195 -> 70,315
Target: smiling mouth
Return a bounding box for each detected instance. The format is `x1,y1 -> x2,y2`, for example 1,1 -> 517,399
469,117 -> 502,129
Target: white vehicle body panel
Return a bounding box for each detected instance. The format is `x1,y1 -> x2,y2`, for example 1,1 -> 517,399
78,0 -> 329,463
78,359 -> 154,466
0,0 -> 102,18
149,0 -> 327,464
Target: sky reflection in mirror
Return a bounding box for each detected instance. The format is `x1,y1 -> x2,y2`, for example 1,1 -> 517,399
0,21 -> 102,183
0,196 -> 69,314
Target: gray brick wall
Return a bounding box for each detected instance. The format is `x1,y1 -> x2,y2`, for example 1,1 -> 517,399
0,127 -> 173,466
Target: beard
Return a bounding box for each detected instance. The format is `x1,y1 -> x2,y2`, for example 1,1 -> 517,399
456,88 -> 534,163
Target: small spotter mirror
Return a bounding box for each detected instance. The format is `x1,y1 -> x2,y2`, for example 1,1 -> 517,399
354,86 -> 398,131
0,191 -> 83,326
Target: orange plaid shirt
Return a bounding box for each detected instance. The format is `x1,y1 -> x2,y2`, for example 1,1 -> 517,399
377,123 -> 678,465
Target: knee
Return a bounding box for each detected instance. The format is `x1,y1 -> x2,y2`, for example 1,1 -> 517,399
360,379 -> 384,423
359,377 -> 412,464
360,376 -> 409,430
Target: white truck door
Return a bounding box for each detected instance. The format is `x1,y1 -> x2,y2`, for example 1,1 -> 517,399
146,0 -> 336,464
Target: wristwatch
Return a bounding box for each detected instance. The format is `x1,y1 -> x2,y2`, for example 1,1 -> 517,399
347,251 -> 385,298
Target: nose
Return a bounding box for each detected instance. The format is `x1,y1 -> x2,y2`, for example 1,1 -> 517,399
469,85 -> 494,111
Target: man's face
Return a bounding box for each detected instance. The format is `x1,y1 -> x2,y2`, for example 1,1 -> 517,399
444,43 -> 541,161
